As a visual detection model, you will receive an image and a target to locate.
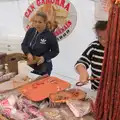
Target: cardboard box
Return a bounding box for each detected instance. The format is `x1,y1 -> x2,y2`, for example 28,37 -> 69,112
4,53 -> 25,73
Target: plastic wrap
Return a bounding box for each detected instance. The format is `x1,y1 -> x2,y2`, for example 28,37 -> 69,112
0,95 -> 29,120
0,95 -> 46,120
66,100 -> 91,118
59,106 -> 79,120
0,72 -> 16,82
41,108 -> 64,120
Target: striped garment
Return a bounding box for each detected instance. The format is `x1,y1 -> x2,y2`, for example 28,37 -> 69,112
75,41 -> 104,90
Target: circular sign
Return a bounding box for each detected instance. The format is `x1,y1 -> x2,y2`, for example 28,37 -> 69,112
23,0 -> 77,41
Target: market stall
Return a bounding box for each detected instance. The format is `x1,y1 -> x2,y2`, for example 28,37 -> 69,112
0,52 -> 95,120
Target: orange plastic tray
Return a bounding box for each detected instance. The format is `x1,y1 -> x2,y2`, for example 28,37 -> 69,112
19,76 -> 71,101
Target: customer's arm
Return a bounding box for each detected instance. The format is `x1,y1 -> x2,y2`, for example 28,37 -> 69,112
75,42 -> 94,83
75,64 -> 89,83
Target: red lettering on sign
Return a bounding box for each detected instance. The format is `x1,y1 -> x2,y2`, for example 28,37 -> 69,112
46,0 -> 51,4
67,20 -> 72,26
30,4 -> 35,11
25,11 -> 29,18
26,25 -> 30,30
41,0 -> 45,4
51,0 -> 55,3
36,0 -> 45,5
24,5 -> 34,18
55,0 -> 60,5
60,0 -> 65,8
64,3 -> 70,11
36,0 -> 41,6
54,20 -> 72,36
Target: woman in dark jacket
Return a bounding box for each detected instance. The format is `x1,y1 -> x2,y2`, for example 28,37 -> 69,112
21,12 -> 59,75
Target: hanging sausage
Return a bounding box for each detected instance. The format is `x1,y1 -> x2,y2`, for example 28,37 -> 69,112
95,2 -> 120,120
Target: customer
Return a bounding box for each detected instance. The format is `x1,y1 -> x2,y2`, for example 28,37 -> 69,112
21,12 -> 59,75
75,21 -> 108,90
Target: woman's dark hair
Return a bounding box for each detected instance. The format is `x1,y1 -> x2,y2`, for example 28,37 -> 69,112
36,12 -> 47,21
94,21 -> 108,30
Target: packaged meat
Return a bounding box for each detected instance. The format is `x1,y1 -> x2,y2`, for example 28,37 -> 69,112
0,72 -> 16,82
41,108 -> 64,120
66,100 -> 91,117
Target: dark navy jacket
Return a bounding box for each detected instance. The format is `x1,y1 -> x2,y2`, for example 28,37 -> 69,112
21,28 -> 59,62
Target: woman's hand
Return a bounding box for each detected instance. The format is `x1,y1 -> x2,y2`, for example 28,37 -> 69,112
27,53 -> 33,64
79,75 -> 89,84
37,56 -> 45,65
76,64 -> 89,84
76,73 -> 89,87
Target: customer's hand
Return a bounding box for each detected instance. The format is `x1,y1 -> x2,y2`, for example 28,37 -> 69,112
76,76 -> 89,87
27,53 -> 33,64
37,56 -> 45,65
79,76 -> 89,84
76,64 -> 89,84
